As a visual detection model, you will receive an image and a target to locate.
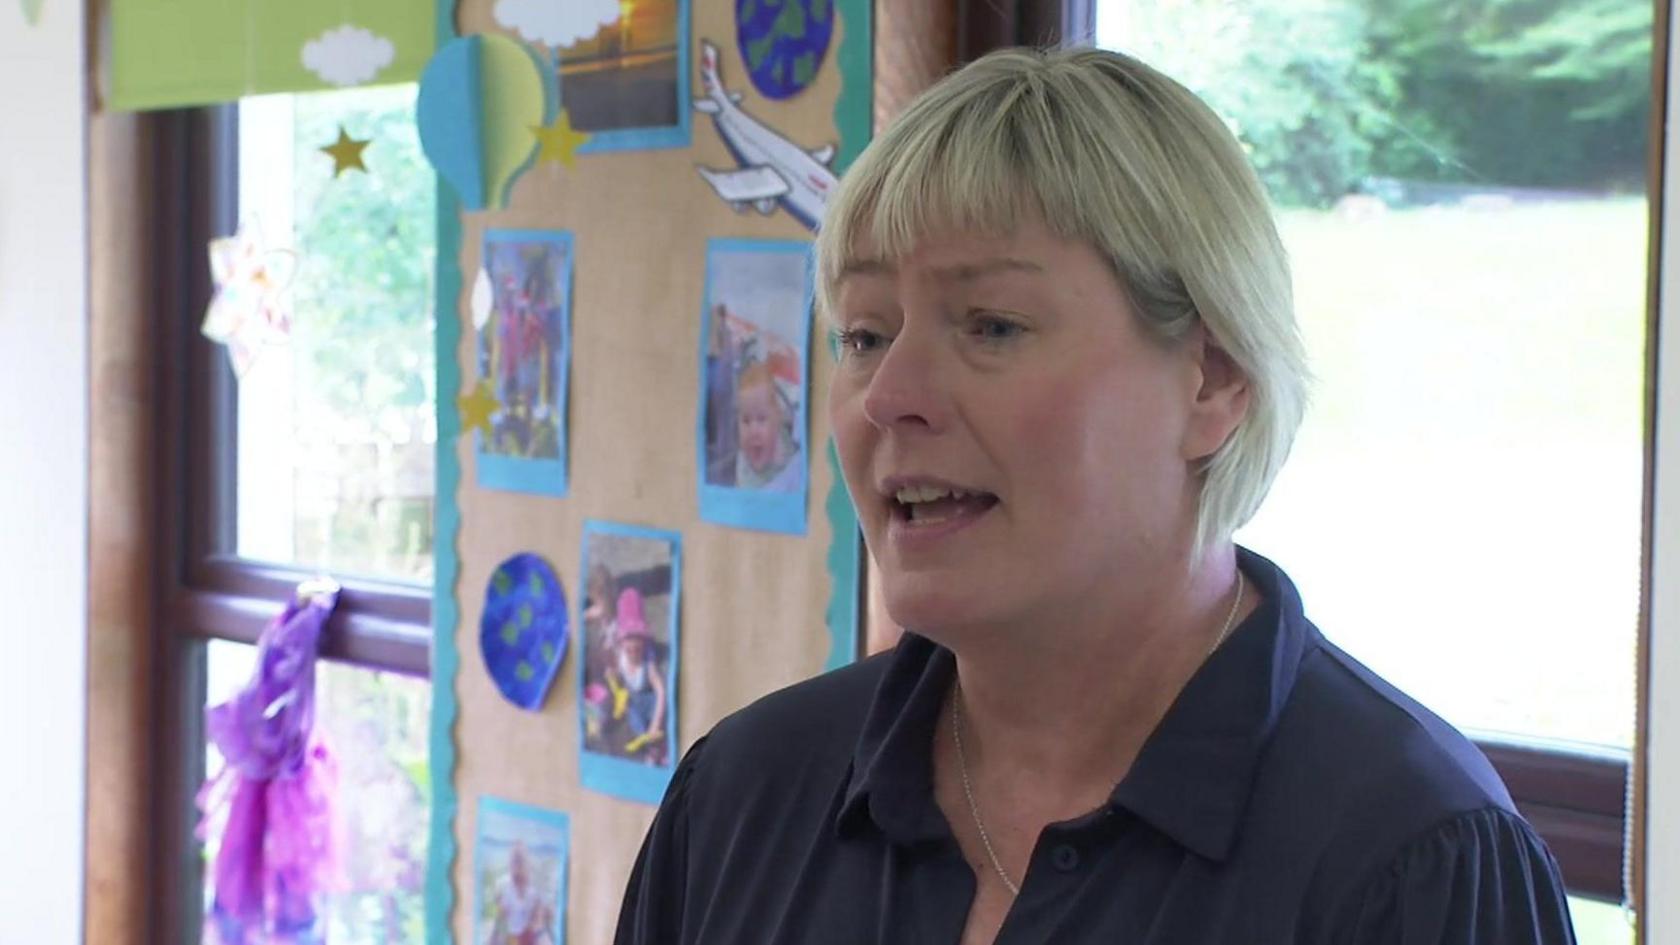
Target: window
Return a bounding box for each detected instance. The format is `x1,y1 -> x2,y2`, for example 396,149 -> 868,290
1087,0 -> 1648,922
235,86 -> 436,583
1099,0 -> 1647,754
149,85 -> 436,944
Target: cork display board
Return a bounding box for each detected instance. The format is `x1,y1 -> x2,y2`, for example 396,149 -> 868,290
420,1 -> 872,942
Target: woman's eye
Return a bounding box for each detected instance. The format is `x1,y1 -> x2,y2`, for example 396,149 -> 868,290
833,327 -> 885,356
970,313 -> 1024,342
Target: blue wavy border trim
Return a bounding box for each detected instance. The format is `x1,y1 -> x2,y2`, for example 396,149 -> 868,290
822,0 -> 871,671
424,2 -> 464,941
832,0 -> 872,177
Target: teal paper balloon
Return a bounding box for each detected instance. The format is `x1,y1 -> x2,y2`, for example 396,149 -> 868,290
417,34 -> 549,210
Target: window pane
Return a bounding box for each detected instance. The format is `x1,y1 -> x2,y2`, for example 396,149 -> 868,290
1571,895 -> 1635,945
1097,1 -> 1648,749
201,639 -> 431,944
235,86 -> 436,583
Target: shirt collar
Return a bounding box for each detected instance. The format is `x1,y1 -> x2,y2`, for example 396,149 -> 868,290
835,547 -> 1316,861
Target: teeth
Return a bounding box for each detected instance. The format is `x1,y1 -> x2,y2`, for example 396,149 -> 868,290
893,484 -> 972,504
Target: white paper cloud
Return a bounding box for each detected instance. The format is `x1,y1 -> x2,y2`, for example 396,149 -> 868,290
493,0 -> 618,48
301,24 -> 396,87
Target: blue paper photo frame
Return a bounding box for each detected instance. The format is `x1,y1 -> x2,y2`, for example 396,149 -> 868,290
697,238 -> 813,535
577,520 -> 683,805
476,229 -> 574,497
473,796 -> 570,945
554,0 -> 694,154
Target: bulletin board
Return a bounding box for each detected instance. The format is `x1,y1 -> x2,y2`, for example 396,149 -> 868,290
422,0 -> 871,942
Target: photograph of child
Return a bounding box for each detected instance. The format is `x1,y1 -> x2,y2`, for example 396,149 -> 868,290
473,798 -> 569,945
556,0 -> 690,150
578,521 -> 682,804
698,239 -> 812,534
476,230 -> 573,496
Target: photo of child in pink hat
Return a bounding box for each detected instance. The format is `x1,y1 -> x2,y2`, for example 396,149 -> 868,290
603,588 -> 667,763
579,522 -> 681,798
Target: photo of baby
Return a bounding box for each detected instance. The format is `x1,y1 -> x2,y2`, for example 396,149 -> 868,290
698,239 -> 812,534
476,229 -> 573,496
578,521 -> 682,804
473,798 -> 569,945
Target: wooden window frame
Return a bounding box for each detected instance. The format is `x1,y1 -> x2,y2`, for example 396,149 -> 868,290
143,104 -> 432,944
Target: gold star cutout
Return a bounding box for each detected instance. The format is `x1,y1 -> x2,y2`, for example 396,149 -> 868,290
530,110 -> 590,168
320,126 -> 370,177
458,380 -> 501,438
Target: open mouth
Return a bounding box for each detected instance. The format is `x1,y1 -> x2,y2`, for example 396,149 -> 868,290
889,484 -> 1000,526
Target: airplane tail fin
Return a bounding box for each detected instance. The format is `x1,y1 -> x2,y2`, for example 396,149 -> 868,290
701,41 -> 721,83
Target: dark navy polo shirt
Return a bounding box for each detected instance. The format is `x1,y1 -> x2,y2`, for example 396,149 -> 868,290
616,549 -> 1577,944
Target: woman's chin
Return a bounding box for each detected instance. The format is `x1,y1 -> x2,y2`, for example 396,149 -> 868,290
882,581 -> 1005,640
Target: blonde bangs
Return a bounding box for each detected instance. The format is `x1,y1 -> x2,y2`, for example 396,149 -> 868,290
817,59 -> 1100,322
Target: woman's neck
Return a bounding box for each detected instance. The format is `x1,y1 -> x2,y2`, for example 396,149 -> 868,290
942,547 -> 1251,809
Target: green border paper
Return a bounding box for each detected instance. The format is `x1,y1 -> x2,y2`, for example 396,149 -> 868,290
109,0 -> 435,110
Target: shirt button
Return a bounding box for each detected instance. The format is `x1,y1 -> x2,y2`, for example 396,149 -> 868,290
1051,844 -> 1080,872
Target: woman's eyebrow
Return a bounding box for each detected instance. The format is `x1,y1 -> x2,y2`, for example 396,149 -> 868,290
837,259 -> 894,281
929,257 -> 1044,282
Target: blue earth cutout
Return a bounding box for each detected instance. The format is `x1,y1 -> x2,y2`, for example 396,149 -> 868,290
480,553 -> 570,711
734,0 -> 835,101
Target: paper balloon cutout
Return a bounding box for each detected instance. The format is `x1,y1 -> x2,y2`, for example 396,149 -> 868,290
417,33 -> 549,211
480,554 -> 570,711
735,0 -> 835,100
203,224 -> 297,376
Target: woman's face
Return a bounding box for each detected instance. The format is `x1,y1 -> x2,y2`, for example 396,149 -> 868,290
737,382 -> 783,473
828,220 -> 1232,638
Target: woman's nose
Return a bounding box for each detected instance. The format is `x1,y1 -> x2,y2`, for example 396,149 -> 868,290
861,328 -> 944,433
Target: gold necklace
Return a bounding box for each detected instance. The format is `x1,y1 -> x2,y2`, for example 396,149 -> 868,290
951,570 -> 1246,896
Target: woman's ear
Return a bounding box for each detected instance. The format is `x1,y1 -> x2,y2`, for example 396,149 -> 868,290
1182,323 -> 1251,463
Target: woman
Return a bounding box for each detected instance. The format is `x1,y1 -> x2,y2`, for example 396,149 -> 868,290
616,47 -> 1575,944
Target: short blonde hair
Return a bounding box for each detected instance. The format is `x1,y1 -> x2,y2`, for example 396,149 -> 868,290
816,46 -> 1309,553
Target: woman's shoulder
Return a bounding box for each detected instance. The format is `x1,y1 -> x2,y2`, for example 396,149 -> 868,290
1254,636 -> 1528,892
1294,639 -> 1512,810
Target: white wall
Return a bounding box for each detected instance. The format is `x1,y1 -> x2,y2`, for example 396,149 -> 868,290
0,2 -> 89,942
1649,5 -> 1680,941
